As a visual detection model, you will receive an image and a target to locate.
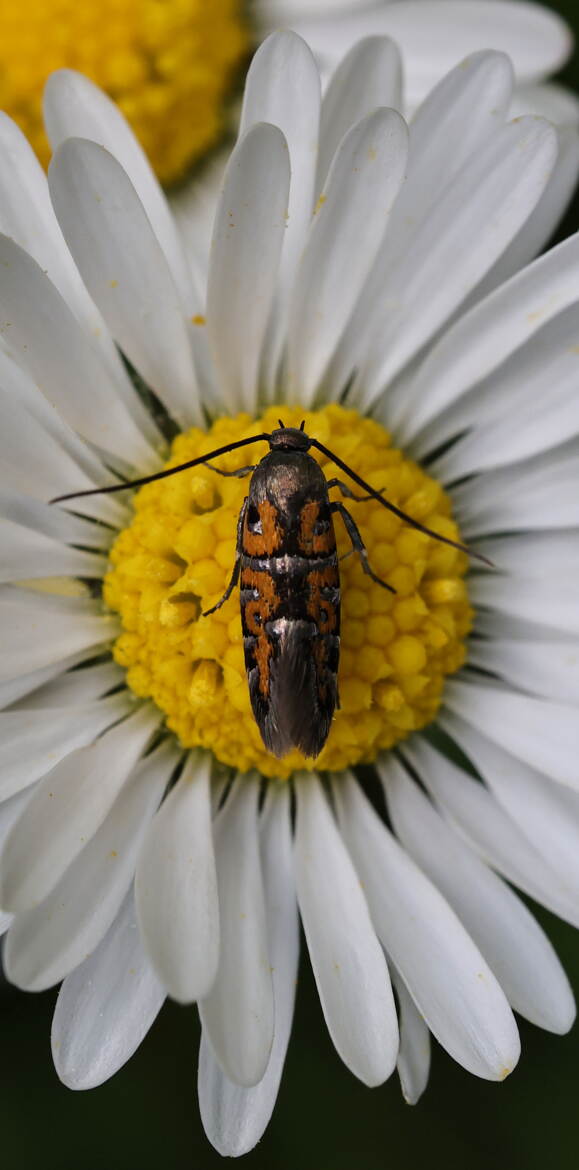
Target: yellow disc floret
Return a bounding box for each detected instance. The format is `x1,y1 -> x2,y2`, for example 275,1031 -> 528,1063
0,0 -> 249,184
104,405 -> 473,779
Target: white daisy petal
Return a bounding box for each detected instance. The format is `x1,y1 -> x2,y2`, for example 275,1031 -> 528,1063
445,677 -> 579,791
0,519 -> 106,583
335,772 -> 520,1080
289,106 -> 408,404
510,81 -> 579,127
49,138 -> 202,430
405,736 -> 579,930
199,784 -> 299,1157
354,114 -> 558,410
0,651 -> 94,711
388,760 -> 574,1033
470,577 -> 579,638
330,50 -> 514,397
199,777 -> 274,1088
453,441 -> 579,536
468,636 -> 579,704
0,703 -> 159,912
240,32 -> 320,331
290,1 -> 571,104
135,753 -> 218,1004
0,112 -> 162,449
4,742 -> 176,991
441,712 -> 579,901
44,69 -> 195,311
0,486 -> 107,550
0,693 -> 130,802
316,35 -> 403,192
465,127 -> 579,304
0,587 -> 118,681
16,661 -> 123,710
0,234 -> 155,468
206,123 -> 290,414
52,888 -> 165,1090
295,774 -> 398,1087
399,230 -> 579,449
0,350 -> 127,528
0,785 -> 38,854
433,304 -> 579,479
391,966 -> 430,1106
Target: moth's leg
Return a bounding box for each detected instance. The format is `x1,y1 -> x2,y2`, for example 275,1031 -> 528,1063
327,478 -> 386,503
203,462 -> 257,478
202,498 -> 248,616
330,501 -> 396,594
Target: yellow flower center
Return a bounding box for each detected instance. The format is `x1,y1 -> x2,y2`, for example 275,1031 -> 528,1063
0,0 -> 249,185
104,405 -> 473,779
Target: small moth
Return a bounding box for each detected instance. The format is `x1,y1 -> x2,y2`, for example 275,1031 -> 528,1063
52,423 -> 488,760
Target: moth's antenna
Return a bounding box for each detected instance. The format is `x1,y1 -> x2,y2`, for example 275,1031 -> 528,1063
299,419 -> 306,431
311,438 -> 493,567
49,433 -> 272,504
278,418 -> 285,428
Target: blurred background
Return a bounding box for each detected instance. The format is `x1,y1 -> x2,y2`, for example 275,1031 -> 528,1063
1,1 -> 579,1167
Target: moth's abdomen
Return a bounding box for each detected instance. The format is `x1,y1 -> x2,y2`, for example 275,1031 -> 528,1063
240,493 -> 341,759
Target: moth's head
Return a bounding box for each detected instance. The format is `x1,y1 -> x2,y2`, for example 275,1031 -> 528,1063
269,420 -> 311,452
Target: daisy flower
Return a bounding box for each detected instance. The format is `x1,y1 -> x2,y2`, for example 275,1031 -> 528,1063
0,29 -> 579,1158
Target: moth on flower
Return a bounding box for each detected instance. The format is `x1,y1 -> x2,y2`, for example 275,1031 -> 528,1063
53,422 -> 487,759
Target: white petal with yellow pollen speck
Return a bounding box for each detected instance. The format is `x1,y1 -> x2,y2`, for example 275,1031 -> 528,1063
52,888 -> 165,1090
49,139 -> 203,432
316,36 -> 402,191
0,703 -> 160,913
403,738 -> 579,930
295,775 -> 398,1087
200,778 -> 274,1088
199,784 -> 299,1157
4,742 -> 177,992
337,770 -> 520,1080
44,70 -> 195,311
206,123 -> 291,414
135,752 -> 219,1004
388,761 -> 575,1033
391,965 -> 430,1106
288,106 -> 408,403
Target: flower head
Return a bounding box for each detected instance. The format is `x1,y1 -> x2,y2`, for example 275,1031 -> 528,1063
0,29 -> 578,1158
0,0 -> 249,183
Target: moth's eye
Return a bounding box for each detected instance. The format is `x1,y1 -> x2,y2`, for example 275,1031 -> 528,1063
247,503 -> 263,534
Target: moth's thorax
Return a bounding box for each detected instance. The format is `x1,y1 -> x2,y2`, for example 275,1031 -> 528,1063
252,450 -> 327,518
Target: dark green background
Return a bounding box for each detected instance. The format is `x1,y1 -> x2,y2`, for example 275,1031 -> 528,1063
2,4 -> 579,1166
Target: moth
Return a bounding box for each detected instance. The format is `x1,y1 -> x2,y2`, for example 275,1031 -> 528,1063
52,422 -> 488,760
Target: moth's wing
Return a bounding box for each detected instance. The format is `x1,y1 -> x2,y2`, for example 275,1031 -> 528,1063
254,620 -> 338,759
